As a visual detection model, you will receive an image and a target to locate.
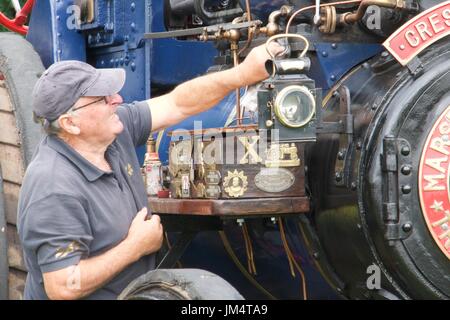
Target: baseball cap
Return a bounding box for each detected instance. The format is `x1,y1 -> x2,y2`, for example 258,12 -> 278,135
32,60 -> 126,122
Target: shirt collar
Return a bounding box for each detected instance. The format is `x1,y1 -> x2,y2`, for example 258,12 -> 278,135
47,135 -> 112,182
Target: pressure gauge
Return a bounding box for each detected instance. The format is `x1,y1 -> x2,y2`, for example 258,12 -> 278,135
274,85 -> 316,128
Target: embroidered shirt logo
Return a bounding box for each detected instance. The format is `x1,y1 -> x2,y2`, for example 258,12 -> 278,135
55,241 -> 80,259
126,163 -> 134,177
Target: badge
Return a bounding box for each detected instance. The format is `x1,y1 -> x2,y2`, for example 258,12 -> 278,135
265,143 -> 300,167
419,104 -> 450,260
255,168 -> 295,193
223,170 -> 248,198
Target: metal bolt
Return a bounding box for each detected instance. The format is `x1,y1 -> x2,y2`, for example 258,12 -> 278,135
266,120 -> 273,127
335,172 -> 342,182
401,184 -> 412,194
321,51 -> 328,57
330,75 -> 336,81
270,217 -> 277,224
237,218 -> 244,226
351,182 -> 357,191
131,62 -> 136,71
402,223 -> 412,232
337,150 -> 345,160
356,141 -> 362,150
401,146 -> 410,156
313,252 -> 320,259
131,2 -> 136,11
130,23 -> 136,32
401,165 -> 412,175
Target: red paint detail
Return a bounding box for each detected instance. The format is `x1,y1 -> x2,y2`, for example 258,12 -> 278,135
383,1 -> 450,66
419,105 -> 450,260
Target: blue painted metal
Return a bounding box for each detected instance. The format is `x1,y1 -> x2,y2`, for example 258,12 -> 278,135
24,0 -> 386,300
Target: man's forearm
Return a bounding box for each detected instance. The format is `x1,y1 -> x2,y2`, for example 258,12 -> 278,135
170,65 -> 246,118
47,238 -> 139,299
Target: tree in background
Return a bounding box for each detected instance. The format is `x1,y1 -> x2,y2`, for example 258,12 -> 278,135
0,0 -> 29,32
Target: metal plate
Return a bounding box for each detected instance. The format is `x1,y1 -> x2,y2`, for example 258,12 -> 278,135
254,168 -> 295,193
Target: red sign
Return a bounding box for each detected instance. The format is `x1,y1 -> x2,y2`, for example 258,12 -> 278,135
419,105 -> 450,260
383,1 -> 450,66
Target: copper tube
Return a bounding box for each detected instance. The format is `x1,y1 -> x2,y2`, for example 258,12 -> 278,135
343,0 -> 405,23
231,41 -> 242,126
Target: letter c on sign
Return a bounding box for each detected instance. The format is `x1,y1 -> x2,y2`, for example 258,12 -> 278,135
405,30 -> 420,47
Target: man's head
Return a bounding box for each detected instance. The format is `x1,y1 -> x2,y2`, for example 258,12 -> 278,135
33,61 -> 126,143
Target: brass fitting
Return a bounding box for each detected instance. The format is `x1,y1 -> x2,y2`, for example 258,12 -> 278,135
342,0 -> 406,24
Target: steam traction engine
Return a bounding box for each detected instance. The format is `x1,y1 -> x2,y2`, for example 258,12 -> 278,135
0,0 -> 449,299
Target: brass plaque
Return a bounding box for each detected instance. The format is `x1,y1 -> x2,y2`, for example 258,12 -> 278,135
205,170 -> 221,184
205,185 -> 221,198
224,170 -> 248,198
265,143 -> 300,167
255,168 -> 295,193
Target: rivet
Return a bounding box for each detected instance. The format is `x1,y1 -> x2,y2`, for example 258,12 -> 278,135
331,43 -> 337,49
321,51 -> 328,57
337,150 -> 345,160
401,165 -> 411,175
131,2 -> 136,11
335,172 -> 342,182
351,182 -> 357,190
313,252 -> 320,259
330,75 -> 336,81
402,223 -> 412,232
356,141 -> 362,150
401,146 -> 410,156
401,185 -> 411,194
266,120 -> 273,127
131,62 -> 136,71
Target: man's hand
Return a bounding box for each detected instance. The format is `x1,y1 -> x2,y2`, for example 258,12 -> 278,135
125,208 -> 163,260
236,42 -> 285,86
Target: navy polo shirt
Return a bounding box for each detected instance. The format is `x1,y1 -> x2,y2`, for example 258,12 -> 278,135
17,101 -> 154,300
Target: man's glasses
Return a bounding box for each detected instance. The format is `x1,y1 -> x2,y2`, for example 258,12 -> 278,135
71,97 -> 106,112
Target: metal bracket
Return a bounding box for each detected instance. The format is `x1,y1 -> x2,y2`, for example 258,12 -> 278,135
381,136 -> 413,243
406,56 -> 424,78
316,85 -> 355,187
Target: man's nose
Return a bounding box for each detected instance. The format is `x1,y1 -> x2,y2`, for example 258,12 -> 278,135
109,93 -> 123,105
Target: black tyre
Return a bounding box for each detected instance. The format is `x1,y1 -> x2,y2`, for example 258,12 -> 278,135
118,268 -> 244,300
0,32 -> 44,299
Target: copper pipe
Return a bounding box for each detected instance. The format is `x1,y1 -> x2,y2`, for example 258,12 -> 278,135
343,0 -> 405,23
231,41 -> 242,126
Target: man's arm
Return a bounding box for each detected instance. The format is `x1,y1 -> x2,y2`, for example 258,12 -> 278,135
42,208 -> 163,300
147,43 -> 282,133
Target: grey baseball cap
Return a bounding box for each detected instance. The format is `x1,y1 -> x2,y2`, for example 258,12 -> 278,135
32,60 -> 126,121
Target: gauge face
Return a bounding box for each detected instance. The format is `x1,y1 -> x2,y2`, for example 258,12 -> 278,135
274,85 -> 316,128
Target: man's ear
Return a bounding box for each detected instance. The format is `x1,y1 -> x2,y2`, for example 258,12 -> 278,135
58,114 -> 81,135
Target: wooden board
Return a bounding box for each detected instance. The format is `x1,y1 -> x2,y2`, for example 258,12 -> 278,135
0,111 -> 20,146
0,144 -> 24,184
0,83 -> 13,112
3,181 -> 20,225
149,196 -> 310,216
7,224 -> 26,272
8,268 -> 26,300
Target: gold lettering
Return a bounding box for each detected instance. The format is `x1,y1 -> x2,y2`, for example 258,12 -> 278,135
416,21 -> 433,41
429,13 -> 445,33
405,30 -> 420,47
430,136 -> 450,155
432,210 -> 450,228
439,121 -> 450,135
424,174 -> 446,191
443,9 -> 450,27
425,157 -> 448,173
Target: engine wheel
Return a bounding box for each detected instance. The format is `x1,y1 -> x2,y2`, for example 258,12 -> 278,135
118,269 -> 244,300
0,33 -> 44,299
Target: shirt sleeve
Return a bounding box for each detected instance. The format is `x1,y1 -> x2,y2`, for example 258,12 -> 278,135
20,194 -> 93,273
116,101 -> 152,147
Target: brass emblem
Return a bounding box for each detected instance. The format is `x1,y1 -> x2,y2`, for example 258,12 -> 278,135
224,170 -> 248,198
55,241 -> 80,259
255,168 -> 295,193
205,170 -> 221,184
238,136 -> 262,164
205,185 -> 221,198
265,143 -> 300,167
126,163 -> 134,177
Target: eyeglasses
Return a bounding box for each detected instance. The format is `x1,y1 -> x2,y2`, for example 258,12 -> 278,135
71,97 -> 106,112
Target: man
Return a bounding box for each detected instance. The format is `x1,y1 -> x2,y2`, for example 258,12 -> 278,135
17,43 -> 282,300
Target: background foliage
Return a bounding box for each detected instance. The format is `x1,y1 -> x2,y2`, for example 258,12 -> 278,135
0,0 -> 29,32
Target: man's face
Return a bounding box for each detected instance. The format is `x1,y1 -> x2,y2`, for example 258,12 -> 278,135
71,94 -> 124,143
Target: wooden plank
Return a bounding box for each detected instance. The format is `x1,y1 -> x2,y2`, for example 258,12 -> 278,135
0,144 -> 24,184
7,224 -> 26,272
0,111 -> 20,146
4,182 -> 20,225
8,269 -> 26,300
149,196 -> 310,216
0,84 -> 12,112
